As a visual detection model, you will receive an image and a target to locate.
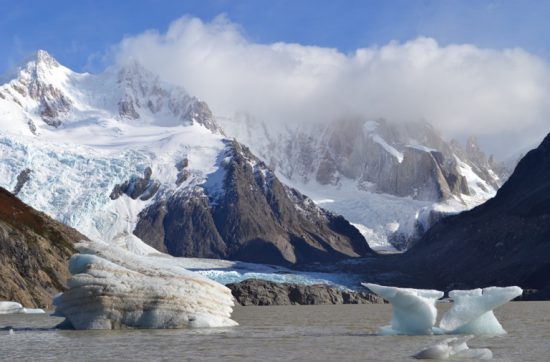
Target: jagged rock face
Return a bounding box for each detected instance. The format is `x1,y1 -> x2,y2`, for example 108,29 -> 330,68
403,133 -> 550,292
0,187 -> 85,308
227,279 -> 385,306
0,50 -> 72,127
0,51 -> 223,134
115,61 -> 224,133
134,141 -> 372,266
110,167 -> 160,201
221,118 -> 499,202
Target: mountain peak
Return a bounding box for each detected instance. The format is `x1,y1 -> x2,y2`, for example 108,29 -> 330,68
34,50 -> 59,68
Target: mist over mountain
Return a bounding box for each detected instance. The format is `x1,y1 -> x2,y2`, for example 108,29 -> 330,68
115,15 -> 550,160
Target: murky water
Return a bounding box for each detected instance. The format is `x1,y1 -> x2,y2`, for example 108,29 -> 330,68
0,302 -> 548,361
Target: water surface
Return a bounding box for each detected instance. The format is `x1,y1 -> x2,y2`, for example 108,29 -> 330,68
0,302 -> 548,361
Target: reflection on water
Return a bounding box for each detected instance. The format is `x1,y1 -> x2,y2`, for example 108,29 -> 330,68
0,302 -> 549,361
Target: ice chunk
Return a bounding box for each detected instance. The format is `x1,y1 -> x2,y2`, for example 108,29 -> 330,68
18,308 -> 46,314
439,286 -> 522,335
0,301 -> 45,314
53,241 -> 238,329
0,302 -> 23,314
362,283 -> 444,335
414,335 -> 493,360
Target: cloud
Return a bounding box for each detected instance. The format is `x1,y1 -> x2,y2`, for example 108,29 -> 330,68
115,15 -> 550,158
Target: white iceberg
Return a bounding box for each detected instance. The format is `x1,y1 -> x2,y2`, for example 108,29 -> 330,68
439,286 -> 523,335
414,335 -> 493,360
0,302 -> 24,314
0,301 -> 45,314
363,283 -> 522,336
362,283 -> 444,335
53,241 -> 238,329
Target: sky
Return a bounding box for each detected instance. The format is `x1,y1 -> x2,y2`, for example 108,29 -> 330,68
1,0 -> 549,158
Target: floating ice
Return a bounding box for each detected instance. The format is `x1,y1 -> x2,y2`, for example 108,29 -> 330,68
414,335 -> 493,360
362,283 -> 443,335
439,286 -> 523,335
53,241 -> 237,329
0,302 -> 24,314
363,283 -> 522,336
0,301 -> 45,314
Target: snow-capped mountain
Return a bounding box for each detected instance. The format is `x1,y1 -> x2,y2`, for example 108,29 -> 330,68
218,115 -> 504,250
0,50 -> 371,266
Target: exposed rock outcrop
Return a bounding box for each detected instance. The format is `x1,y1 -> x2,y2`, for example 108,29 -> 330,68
13,168 -> 31,195
135,140 -> 372,266
110,166 -> 160,201
0,187 -> 86,308
227,279 -> 385,306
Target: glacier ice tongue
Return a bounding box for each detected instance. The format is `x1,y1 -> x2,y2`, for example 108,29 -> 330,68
439,286 -> 522,335
414,335 -> 493,360
362,283 -> 443,335
53,241 -> 238,329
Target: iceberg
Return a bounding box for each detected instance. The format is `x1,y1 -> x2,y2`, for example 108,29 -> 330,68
0,301 -> 45,314
414,335 -> 493,360
362,283 -> 443,335
363,283 -> 522,336
53,241 -> 238,329
439,286 -> 523,335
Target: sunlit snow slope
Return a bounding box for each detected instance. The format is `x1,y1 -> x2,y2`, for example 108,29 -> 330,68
0,51 -> 370,266
0,51 -> 225,247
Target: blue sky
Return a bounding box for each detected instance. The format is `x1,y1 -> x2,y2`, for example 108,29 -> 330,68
1,0 -> 549,73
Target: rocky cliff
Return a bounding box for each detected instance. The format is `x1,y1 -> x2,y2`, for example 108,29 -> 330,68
227,279 -> 385,305
0,187 -> 86,308
402,133 -> 550,295
134,140 -> 372,266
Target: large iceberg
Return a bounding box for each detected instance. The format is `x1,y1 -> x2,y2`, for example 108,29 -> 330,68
0,301 -> 45,314
414,335 -> 493,360
363,283 -> 522,336
53,241 -> 238,329
362,283 -> 443,335
439,286 -> 523,335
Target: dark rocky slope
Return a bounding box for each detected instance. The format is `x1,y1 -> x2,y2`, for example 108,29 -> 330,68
401,133 -> 550,295
227,279 -> 384,305
0,187 -> 86,308
135,141 -> 372,266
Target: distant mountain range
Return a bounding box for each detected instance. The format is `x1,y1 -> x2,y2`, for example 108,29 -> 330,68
219,112 -> 505,250
0,50 -> 370,266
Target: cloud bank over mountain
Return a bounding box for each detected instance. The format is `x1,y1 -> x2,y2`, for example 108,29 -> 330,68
115,15 -> 550,158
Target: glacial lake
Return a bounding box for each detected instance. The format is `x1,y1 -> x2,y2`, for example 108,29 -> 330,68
1,302 -> 549,361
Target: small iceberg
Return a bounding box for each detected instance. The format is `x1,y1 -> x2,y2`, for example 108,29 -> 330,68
53,241 -> 238,329
363,283 -> 522,335
362,283 -> 443,335
439,286 -> 522,335
0,301 -> 45,314
414,335 -> 492,360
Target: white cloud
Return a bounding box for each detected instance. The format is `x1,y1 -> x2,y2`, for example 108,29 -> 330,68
116,15 -> 550,158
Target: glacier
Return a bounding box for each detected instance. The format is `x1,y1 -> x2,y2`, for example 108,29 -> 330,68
53,240 -> 237,329
363,283 -> 522,336
414,335 -> 493,360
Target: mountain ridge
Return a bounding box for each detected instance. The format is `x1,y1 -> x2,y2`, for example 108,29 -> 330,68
0,50 -> 372,266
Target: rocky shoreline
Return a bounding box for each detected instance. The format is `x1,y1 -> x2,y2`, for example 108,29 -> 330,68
227,279 -> 385,306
